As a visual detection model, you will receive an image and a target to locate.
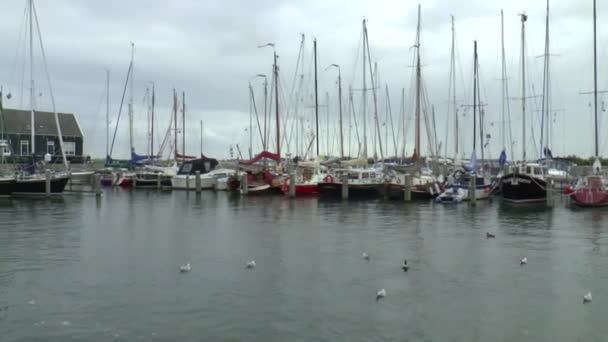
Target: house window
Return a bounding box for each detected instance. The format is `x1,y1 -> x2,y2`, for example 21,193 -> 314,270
20,140 -> 29,156
47,140 -> 55,155
64,141 -> 76,156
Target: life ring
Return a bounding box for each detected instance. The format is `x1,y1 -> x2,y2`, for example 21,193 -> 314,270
323,175 -> 334,183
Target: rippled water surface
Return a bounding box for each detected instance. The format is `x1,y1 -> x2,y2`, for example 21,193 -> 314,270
1,189 -> 608,341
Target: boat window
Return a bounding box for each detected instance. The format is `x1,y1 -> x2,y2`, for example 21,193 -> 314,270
20,140 -> 29,156
180,163 -> 193,174
361,173 -> 369,179
526,166 -> 532,174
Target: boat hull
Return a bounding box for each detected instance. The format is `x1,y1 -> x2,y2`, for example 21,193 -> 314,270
500,173 -> 546,204
171,175 -> 214,190
571,176 -> 608,207
280,182 -> 319,195
0,178 -> 16,198
318,182 -> 382,198
384,183 -> 440,200
13,176 -> 69,196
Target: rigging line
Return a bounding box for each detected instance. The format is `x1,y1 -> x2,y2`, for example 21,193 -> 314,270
109,60 -> 132,158
32,1 -> 68,169
8,5 -> 28,86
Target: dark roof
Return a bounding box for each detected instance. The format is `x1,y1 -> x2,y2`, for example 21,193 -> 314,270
2,108 -> 83,138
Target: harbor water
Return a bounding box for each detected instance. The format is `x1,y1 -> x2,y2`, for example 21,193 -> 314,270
1,190 -> 608,341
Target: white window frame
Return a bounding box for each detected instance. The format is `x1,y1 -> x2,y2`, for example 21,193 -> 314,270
20,140 -> 29,156
47,140 -> 55,155
63,141 -> 76,156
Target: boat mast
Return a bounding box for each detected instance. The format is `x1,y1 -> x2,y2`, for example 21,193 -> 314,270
314,38 -> 319,157
501,10 -> 506,153
473,41 -> 478,157
151,83 -> 155,159
173,88 -> 177,160
519,13 -> 527,161
362,19 -> 368,158
29,0 -> 35,156
105,69 -> 110,160
201,120 -> 207,156
540,0 -> 551,159
450,15 -> 458,159
274,51 -> 280,159
337,66 -> 344,159
593,0 -> 599,160
414,5 -> 422,161
182,91 -> 185,158
128,42 -> 134,158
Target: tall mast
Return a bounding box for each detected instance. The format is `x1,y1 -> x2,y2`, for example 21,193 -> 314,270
501,10 -> 506,152
414,5 -> 422,161
128,42 -> 134,157
182,91 -> 185,157
520,13 -> 527,161
274,51 -> 280,159
29,0 -> 35,156
540,0 -> 550,159
337,67 -> 344,159
151,83 -> 155,159
105,69 -> 110,160
473,41 -> 478,155
201,120 -> 207,159
362,19 -> 368,158
593,0 -> 599,159
173,88 -> 177,160
263,78 -> 268,151
450,15 -> 458,159
314,39 -> 319,156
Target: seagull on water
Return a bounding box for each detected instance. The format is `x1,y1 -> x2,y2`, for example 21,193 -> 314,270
520,257 -> 527,265
376,289 -> 386,301
363,252 -> 370,261
583,292 -> 592,303
486,232 -> 496,238
402,259 -> 410,272
179,263 -> 191,273
245,260 -> 256,269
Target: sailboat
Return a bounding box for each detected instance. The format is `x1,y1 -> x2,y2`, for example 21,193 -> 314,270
317,19 -> 384,198
569,0 -> 608,207
12,0 -> 69,196
437,41 -> 492,203
384,5 -> 442,200
500,12 -> 548,204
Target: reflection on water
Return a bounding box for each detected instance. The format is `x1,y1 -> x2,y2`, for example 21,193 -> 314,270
1,191 -> 607,341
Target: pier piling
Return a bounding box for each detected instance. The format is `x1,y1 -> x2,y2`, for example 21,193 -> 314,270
195,171 -> 202,193
45,169 -> 51,197
94,174 -> 102,196
546,177 -> 554,208
156,174 -> 161,189
468,174 -> 476,205
186,175 -> 190,191
241,174 -> 248,195
289,173 -> 296,197
341,174 -> 349,200
404,175 -> 412,202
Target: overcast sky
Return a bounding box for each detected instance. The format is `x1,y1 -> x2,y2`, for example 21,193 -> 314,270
1,0 -> 607,161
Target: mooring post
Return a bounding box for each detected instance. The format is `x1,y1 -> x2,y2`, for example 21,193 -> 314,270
468,173 -> 476,205
289,173 -> 296,197
341,174 -> 349,200
546,177 -> 554,208
195,171 -> 202,193
404,175 -> 412,201
241,173 -> 248,195
186,175 -> 190,191
157,174 -> 161,189
94,174 -> 101,196
45,169 -> 51,197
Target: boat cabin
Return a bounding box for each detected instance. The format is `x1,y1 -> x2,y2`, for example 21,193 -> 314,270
177,157 -> 218,175
512,163 -> 545,177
